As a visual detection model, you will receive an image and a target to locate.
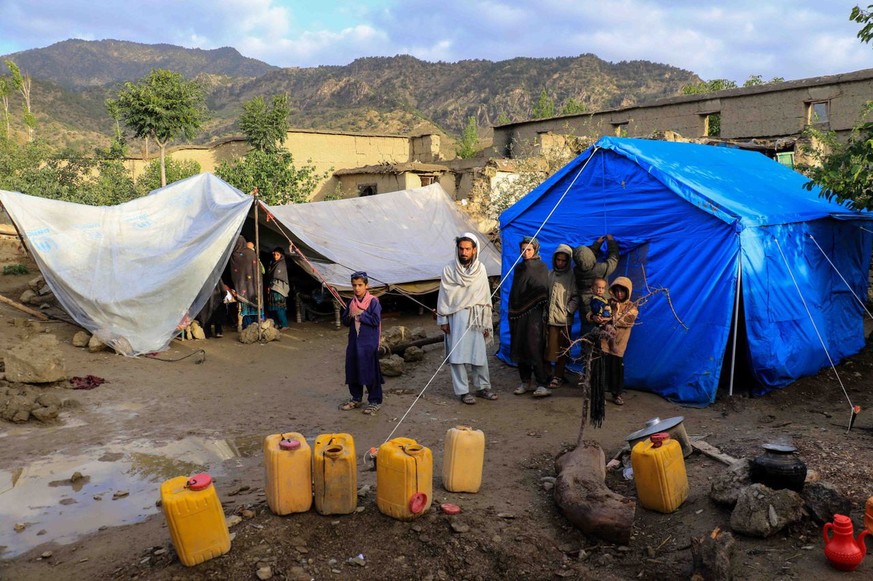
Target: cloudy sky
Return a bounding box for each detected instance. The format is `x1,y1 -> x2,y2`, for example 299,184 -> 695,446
0,0 -> 870,83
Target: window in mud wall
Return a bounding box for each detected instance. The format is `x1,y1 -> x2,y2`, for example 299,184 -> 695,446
807,101 -> 829,125
358,184 -> 377,197
612,122 -> 628,137
776,151 -> 795,169
419,175 -> 436,186
702,113 -> 721,137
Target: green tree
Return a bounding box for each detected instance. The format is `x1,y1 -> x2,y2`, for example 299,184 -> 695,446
239,94 -> 290,153
455,116 -> 479,159
532,89 -> 556,119
561,97 -> 587,115
5,60 -> 34,141
681,79 -> 738,95
0,77 -> 11,137
215,149 -> 329,205
495,112 -> 512,125
114,69 -> 207,187
798,5 -> 873,209
135,157 -> 202,196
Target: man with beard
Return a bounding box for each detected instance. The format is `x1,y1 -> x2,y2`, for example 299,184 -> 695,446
437,232 -> 497,405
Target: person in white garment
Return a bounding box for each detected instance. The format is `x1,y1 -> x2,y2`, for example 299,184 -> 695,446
436,232 -> 498,405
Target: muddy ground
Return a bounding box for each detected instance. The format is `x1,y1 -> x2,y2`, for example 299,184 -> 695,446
0,262 -> 872,581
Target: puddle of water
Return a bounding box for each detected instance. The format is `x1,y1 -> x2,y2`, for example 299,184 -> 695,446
0,433 -> 264,559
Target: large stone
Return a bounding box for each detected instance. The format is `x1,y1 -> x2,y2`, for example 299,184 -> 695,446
28,275 -> 45,292
380,354 -> 405,377
729,483 -> 804,538
4,334 -> 67,384
403,346 -> 425,363
710,458 -> 752,506
19,289 -> 37,304
87,335 -> 108,353
381,326 -> 410,348
190,321 -> 206,340
239,323 -> 279,344
31,405 -> 60,422
801,481 -> 852,524
72,331 -> 91,348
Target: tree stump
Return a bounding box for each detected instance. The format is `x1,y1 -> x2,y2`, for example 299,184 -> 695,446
690,527 -> 736,580
554,440 -> 636,545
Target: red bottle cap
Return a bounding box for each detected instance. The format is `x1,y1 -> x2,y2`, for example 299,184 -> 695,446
409,492 -> 428,514
650,432 -> 670,448
280,438 -> 301,450
186,473 -> 212,491
440,503 -> 462,515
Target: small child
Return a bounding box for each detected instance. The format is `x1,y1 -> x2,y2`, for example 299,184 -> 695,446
589,277 -> 612,323
339,271 -> 384,415
602,276 -> 638,406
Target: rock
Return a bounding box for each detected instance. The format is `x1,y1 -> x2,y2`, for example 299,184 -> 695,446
381,326 -> 409,348
40,551 -> 52,558
87,335 -> 108,353
241,509 -> 255,519
357,484 -> 371,498
348,554 -> 366,566
1,393 -> 37,423
31,405 -> 59,422
410,326 -> 428,340
239,323 -> 280,344
403,346 -> 425,362
542,481 -> 554,491
73,331 -> 91,347
226,515 -> 243,527
801,481 -> 852,524
19,289 -> 37,304
28,275 -> 45,292
190,321 -> 207,340
450,522 -> 470,533
380,354 -> 405,377
112,490 -> 129,499
710,458 -> 753,506
14,523 -> 25,532
729,483 -> 804,537
36,392 -> 62,408
256,566 -> 273,580
4,334 -> 67,383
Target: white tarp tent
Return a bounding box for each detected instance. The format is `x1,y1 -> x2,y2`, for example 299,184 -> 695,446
265,183 -> 501,294
0,173 -> 252,355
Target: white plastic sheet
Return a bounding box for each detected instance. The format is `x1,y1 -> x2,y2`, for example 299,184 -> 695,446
0,174 -> 252,355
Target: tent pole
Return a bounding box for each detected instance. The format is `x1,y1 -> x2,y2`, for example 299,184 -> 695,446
254,190 -> 263,340
728,253 -> 742,397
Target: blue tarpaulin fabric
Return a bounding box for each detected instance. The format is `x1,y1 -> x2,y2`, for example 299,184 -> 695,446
498,137 -> 872,405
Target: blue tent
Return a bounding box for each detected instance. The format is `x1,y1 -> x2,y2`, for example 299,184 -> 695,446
498,137 -> 872,405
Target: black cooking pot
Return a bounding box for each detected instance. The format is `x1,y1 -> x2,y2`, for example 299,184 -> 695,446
749,443 -> 807,492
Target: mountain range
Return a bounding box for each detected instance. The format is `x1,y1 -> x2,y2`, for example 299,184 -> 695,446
1,39 -> 703,151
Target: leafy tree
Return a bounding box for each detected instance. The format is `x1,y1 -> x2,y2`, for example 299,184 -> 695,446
135,156 -> 202,196
239,94 -> 290,153
681,79 -> 738,95
5,60 -> 34,141
114,69 -> 207,187
495,112 -> 512,125
456,116 -> 479,159
561,97 -> 587,115
215,149 -> 329,205
798,5 -> 873,209
532,89 -> 556,119
0,77 -> 10,137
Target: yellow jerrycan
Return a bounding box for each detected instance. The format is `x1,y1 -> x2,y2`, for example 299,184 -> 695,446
443,425 -> 485,493
160,473 -> 231,566
376,437 -> 433,520
264,432 -> 312,515
631,432 -> 688,513
313,433 -> 357,515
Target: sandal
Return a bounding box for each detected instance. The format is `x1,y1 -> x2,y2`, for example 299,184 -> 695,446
362,403 -> 381,415
548,376 -> 564,389
612,394 -> 625,406
460,393 -> 476,405
339,400 -> 362,411
532,386 -> 552,398
513,383 -> 530,395
475,388 -> 498,401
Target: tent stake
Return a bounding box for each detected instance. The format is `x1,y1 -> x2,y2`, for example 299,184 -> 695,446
728,253 -> 742,397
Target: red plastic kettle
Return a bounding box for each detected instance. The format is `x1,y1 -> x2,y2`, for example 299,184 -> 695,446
823,514 -> 870,571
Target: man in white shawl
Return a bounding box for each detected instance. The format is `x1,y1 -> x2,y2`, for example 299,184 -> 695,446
437,232 -> 497,405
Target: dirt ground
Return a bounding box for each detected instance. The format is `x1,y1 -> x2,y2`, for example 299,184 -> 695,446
1,260 -> 872,581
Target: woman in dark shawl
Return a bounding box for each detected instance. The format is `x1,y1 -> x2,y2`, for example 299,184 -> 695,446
267,246 -> 290,329
509,236 -> 552,398
230,235 -> 261,328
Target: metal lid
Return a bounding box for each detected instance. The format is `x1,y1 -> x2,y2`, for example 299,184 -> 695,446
761,442 -> 796,453
626,416 -> 684,442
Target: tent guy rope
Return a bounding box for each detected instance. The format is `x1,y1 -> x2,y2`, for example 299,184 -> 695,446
772,237 -> 856,432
